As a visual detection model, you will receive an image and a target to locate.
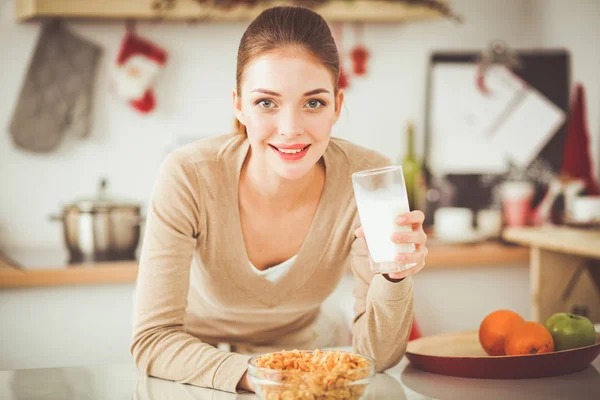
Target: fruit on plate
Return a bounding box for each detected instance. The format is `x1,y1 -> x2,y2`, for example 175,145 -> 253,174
479,310 -> 525,356
504,321 -> 555,355
545,312 -> 597,351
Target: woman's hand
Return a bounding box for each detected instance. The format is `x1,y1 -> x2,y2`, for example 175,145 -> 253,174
237,371 -> 254,392
355,210 -> 428,280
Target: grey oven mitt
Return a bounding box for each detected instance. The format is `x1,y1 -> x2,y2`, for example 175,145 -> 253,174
9,20 -> 102,153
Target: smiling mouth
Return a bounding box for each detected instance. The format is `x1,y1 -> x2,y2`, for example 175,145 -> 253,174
269,144 -> 311,154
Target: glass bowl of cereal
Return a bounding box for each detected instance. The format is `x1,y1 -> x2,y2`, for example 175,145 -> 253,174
247,349 -> 376,400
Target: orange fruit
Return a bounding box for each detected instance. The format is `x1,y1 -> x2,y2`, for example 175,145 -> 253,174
479,310 -> 525,356
504,321 -> 555,355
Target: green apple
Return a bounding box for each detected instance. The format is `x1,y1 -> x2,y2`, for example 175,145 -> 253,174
545,313 -> 597,351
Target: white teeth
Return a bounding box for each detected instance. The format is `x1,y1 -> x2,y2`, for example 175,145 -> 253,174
278,148 -> 303,154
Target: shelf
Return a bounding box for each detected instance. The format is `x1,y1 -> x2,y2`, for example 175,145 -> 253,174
15,0 -> 448,23
503,225 -> 600,259
424,240 -> 529,269
0,260 -> 138,288
0,240 -> 528,288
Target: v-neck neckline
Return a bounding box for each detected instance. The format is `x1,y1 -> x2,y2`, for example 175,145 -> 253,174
226,136 -> 340,307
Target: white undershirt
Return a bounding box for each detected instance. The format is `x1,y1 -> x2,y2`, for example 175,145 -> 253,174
246,254 -> 349,349
249,255 -> 298,282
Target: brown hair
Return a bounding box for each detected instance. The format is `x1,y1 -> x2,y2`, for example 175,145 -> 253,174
234,6 -> 340,135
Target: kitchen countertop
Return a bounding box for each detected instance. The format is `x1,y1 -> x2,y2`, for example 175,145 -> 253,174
504,225 -> 600,259
0,351 -> 598,400
0,239 -> 530,288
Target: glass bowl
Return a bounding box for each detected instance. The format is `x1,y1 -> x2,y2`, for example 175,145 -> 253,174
247,350 -> 376,400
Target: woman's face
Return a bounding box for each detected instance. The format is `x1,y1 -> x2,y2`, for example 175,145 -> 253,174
234,50 -> 344,181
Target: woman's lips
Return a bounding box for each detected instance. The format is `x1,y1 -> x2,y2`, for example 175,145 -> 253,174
269,144 -> 311,161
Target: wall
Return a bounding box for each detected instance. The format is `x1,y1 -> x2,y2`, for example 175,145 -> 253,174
0,0 -> 548,251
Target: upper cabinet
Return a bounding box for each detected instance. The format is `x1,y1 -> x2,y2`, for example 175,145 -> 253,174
15,0 -> 457,23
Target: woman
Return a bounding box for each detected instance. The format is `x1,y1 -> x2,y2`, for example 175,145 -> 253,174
130,5 -> 428,394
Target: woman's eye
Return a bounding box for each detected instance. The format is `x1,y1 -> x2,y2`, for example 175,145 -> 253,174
257,99 -> 276,109
306,99 -> 326,109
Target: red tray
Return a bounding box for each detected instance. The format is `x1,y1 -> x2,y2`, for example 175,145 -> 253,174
405,330 -> 600,379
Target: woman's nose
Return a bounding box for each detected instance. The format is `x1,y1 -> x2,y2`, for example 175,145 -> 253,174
277,108 -> 303,137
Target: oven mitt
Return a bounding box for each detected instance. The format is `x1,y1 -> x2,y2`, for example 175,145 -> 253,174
8,20 -> 102,153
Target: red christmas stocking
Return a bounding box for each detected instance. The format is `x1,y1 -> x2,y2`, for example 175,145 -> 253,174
111,30 -> 167,113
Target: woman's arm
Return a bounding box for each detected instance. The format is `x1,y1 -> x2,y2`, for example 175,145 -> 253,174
130,153 -> 251,393
348,232 -> 414,372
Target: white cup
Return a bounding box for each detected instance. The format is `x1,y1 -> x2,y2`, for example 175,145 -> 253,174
434,207 -> 474,239
570,195 -> 600,222
352,165 -> 416,274
477,209 -> 503,238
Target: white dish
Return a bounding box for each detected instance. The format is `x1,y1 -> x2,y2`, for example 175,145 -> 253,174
436,230 -> 486,245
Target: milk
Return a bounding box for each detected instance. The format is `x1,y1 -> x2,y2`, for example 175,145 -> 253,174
356,196 -> 415,264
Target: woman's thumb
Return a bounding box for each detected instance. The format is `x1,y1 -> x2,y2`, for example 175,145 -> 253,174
354,226 -> 364,238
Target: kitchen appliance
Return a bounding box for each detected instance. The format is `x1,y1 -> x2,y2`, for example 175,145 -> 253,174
51,178 -> 143,263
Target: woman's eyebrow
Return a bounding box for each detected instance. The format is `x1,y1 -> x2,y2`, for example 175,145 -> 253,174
304,88 -> 330,96
250,88 -> 331,96
251,88 -> 281,96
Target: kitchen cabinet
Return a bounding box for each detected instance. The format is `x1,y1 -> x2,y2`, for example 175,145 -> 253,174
15,0 -> 449,23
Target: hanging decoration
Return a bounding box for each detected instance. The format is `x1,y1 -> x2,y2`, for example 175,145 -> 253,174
110,21 -> 169,114
332,23 -> 350,90
349,23 -> 369,76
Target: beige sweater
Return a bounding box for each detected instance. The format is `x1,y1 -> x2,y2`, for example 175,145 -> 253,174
130,133 -> 414,393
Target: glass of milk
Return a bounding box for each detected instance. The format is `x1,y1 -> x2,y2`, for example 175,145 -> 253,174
352,165 -> 416,273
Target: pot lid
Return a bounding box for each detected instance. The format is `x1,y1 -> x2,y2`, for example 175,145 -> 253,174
66,178 -> 141,212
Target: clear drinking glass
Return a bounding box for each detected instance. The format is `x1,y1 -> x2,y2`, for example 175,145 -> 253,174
352,165 -> 416,274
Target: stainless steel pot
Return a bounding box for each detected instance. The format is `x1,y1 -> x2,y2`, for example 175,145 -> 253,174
51,179 -> 144,263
